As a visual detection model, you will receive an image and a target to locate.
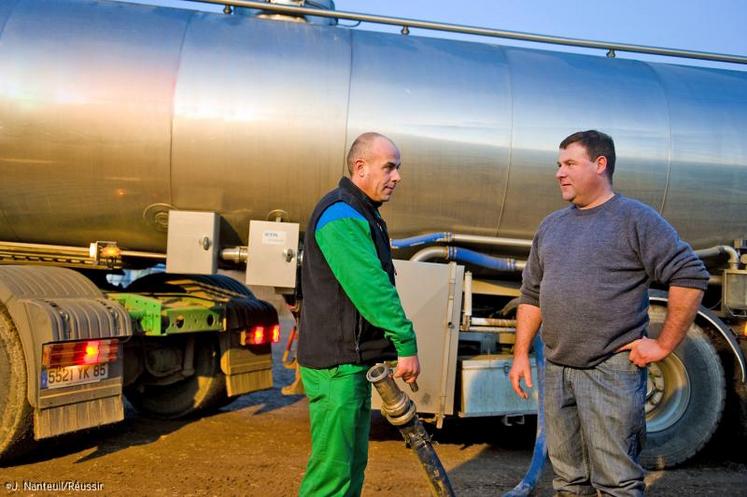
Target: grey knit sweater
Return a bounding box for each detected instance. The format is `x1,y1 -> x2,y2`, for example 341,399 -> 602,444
519,194 -> 709,368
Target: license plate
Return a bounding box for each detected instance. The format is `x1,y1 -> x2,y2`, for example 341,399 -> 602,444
42,364 -> 109,389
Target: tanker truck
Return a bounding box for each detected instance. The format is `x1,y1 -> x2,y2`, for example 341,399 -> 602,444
0,0 -> 746,471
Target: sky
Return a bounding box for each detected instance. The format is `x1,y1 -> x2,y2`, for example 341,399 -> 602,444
128,0 -> 747,71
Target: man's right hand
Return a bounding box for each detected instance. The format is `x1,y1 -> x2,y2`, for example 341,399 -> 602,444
510,304 -> 542,399
509,354 -> 533,399
393,355 -> 420,384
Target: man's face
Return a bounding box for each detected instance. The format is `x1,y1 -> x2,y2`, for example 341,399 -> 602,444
353,138 -> 402,203
556,142 -> 607,207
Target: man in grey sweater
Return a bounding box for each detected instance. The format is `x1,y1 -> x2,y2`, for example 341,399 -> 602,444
509,130 -> 709,497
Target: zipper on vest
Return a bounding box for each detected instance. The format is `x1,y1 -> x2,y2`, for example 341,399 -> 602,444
355,312 -> 363,359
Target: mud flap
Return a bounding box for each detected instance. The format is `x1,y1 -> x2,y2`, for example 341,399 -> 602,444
219,334 -> 273,396
0,266 -> 132,440
22,298 -> 131,438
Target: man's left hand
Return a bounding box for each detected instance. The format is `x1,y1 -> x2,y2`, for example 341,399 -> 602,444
617,337 -> 670,367
393,355 -> 420,384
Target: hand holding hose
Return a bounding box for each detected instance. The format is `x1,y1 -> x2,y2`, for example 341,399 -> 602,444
393,355 -> 420,388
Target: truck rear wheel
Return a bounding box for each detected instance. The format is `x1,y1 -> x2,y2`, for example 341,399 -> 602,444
125,335 -> 227,419
0,309 -> 34,464
126,272 -> 254,298
640,304 -> 725,469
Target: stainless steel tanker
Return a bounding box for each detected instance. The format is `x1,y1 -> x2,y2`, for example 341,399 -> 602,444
1,0 -> 746,480
1,0 -> 746,250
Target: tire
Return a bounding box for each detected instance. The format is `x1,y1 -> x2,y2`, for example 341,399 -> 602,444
0,308 -> 34,465
704,323 -> 747,455
640,304 -> 725,469
125,335 -> 227,419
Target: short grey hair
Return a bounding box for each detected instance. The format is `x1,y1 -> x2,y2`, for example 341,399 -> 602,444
346,132 -> 395,175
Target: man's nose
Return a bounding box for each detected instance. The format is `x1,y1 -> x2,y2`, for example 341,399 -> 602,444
392,169 -> 401,182
556,166 -> 565,179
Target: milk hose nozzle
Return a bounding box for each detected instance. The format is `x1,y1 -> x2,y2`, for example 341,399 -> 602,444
366,363 -> 457,497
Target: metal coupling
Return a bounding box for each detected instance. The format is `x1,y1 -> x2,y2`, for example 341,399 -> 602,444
220,246 -> 248,264
366,363 -> 417,425
385,400 -> 418,426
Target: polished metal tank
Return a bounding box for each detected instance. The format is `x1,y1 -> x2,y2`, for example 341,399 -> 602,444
0,0 -> 745,252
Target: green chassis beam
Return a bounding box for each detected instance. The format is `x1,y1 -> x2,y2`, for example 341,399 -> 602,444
108,293 -> 224,336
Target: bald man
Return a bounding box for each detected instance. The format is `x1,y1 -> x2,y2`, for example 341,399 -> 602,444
297,133 -> 420,497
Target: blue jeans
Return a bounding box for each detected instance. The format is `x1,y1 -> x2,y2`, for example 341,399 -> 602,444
544,352 -> 647,497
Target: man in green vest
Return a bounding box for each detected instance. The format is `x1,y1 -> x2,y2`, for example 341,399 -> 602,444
297,132 -> 421,497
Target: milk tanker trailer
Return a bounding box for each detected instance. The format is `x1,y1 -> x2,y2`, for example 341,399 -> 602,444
0,0 -> 746,470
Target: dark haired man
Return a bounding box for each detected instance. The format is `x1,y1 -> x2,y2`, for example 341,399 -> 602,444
509,130 -> 709,496
297,132 -> 420,497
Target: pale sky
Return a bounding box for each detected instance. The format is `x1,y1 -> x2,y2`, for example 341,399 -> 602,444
128,0 -> 747,71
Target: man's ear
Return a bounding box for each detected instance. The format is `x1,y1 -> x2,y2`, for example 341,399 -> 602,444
595,155 -> 608,176
353,158 -> 366,177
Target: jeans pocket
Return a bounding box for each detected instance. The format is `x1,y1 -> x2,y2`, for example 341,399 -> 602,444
598,351 -> 642,374
594,353 -> 647,402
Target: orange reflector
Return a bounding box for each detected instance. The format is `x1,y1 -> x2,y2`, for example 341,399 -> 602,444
271,325 -> 281,344
100,245 -> 121,258
42,339 -> 119,368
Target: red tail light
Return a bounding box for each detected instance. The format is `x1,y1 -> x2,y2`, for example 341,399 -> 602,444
42,339 -> 119,368
241,326 -> 264,345
240,324 -> 280,346
251,326 -> 265,345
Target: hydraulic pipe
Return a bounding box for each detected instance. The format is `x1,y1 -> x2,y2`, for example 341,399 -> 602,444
470,317 -> 517,327
451,234 -> 533,250
391,232 -> 450,249
366,363 -> 456,497
410,246 -> 449,262
120,250 -> 166,261
449,247 -> 518,272
409,246 -> 525,272
392,232 -> 532,250
184,0 -> 747,65
503,334 -> 547,497
695,245 -> 739,270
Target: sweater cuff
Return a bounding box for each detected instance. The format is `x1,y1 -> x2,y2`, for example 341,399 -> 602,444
395,334 -> 418,357
669,278 -> 709,291
518,293 -> 540,307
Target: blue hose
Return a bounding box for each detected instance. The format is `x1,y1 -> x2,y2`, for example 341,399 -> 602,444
392,235 -> 520,273
503,334 -> 547,497
448,246 -> 517,272
391,232 -> 449,249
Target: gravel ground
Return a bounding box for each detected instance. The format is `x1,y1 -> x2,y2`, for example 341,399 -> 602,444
2,314 -> 746,497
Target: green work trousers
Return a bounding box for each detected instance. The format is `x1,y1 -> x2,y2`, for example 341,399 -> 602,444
298,363 -> 372,497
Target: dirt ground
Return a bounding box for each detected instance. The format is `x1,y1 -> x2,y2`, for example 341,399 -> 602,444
2,319 -> 746,497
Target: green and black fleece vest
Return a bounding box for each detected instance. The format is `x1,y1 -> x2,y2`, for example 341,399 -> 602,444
298,177 -> 417,369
